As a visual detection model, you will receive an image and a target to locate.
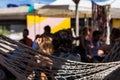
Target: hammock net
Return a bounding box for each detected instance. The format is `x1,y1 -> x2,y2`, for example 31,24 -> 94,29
0,34 -> 120,80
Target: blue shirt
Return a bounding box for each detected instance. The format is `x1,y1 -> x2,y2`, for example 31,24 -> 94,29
32,41 -> 39,50
90,40 -> 101,57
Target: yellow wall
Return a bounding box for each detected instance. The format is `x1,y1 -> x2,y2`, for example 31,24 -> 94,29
27,14 -> 71,40
112,19 -> 120,28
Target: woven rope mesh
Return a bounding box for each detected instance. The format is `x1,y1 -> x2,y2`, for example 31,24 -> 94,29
0,34 -> 120,80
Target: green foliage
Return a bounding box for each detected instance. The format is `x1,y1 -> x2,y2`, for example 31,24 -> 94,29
0,26 -> 8,35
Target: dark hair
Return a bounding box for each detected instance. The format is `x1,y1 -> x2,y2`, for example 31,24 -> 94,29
92,30 -> 101,37
35,34 -> 41,40
52,29 -> 73,53
24,28 -> 29,33
23,28 -> 29,35
110,28 -> 120,44
82,27 -> 92,35
111,28 -> 120,38
44,25 -> 51,33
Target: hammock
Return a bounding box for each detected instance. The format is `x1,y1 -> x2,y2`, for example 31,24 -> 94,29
0,34 -> 120,80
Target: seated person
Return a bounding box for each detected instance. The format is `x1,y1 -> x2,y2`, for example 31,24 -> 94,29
19,29 -> 33,47
36,35 -> 54,80
32,34 -> 41,50
88,30 -> 105,62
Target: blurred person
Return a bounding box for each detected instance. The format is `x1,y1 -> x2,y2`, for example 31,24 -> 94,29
102,28 -> 120,62
19,29 -> 33,47
73,27 -> 93,62
39,35 -> 54,55
88,30 -> 105,62
41,25 -> 53,38
110,28 -> 120,46
36,35 -> 54,80
84,28 -> 120,63
32,34 -> 41,50
98,28 -> 120,55
52,29 -> 81,61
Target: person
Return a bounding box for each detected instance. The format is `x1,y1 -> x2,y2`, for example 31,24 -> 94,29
85,28 -> 120,63
88,30 -> 105,62
52,29 -> 81,61
110,28 -> 120,46
32,34 -> 41,50
19,29 -> 33,47
35,35 -> 54,80
98,28 -> 120,55
73,27 -> 93,62
102,28 -> 120,62
41,25 -> 53,38
39,35 -> 54,55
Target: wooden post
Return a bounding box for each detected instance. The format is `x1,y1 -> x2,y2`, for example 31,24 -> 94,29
73,0 -> 80,46
106,5 -> 111,45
